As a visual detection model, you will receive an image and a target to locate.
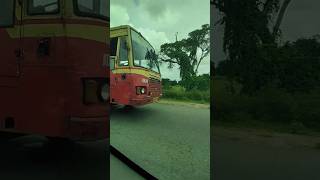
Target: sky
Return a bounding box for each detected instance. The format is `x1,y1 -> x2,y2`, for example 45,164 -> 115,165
211,0 -> 320,65
111,0 -> 210,80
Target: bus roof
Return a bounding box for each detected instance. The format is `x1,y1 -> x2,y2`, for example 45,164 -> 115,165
111,25 -> 138,33
111,25 -> 155,51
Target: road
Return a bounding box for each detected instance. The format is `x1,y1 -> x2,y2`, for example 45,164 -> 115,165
110,102 -> 210,180
110,154 -> 143,180
212,128 -> 320,180
0,134 -> 109,180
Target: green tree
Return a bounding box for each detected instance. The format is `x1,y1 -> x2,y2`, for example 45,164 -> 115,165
159,24 -> 210,90
212,0 -> 292,94
277,37 -> 320,92
193,74 -> 210,91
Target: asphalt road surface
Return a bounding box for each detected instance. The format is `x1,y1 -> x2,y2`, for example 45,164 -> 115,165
0,134 -> 109,180
212,129 -> 320,180
110,102 -> 210,180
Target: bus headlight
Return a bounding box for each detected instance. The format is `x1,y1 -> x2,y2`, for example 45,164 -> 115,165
141,87 -> 145,94
136,86 -> 146,95
83,78 -> 108,104
100,83 -> 109,102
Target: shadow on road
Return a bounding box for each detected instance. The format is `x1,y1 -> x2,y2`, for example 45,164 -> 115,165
0,133 -> 109,180
111,104 -> 158,121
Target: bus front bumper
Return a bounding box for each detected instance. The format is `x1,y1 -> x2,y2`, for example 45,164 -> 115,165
67,116 -> 108,141
129,96 -> 160,106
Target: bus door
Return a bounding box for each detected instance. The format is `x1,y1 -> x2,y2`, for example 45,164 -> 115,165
111,36 -> 131,104
0,0 -> 22,79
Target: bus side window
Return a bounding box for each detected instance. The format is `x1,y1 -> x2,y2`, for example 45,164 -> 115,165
110,37 -> 117,70
0,0 -> 14,27
119,37 -> 129,66
110,37 -> 117,56
27,0 -> 59,15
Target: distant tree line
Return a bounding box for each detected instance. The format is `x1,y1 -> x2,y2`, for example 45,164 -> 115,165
216,36 -> 320,93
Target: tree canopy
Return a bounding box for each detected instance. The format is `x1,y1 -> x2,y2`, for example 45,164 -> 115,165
212,0 -> 295,94
159,24 -> 210,90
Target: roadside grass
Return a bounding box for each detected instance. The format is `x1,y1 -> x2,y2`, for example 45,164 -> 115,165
212,76 -> 320,136
158,98 -> 210,109
162,85 -> 210,104
213,119 -> 320,137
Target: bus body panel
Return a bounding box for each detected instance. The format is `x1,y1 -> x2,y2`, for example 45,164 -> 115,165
0,0 -> 109,140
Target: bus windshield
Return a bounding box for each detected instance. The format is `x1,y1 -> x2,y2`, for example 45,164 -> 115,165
131,29 -> 160,73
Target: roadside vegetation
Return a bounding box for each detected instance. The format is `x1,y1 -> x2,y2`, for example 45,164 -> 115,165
212,76 -> 320,135
161,74 -> 210,104
211,0 -> 320,135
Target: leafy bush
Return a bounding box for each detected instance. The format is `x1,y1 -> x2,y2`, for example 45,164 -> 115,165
213,77 -> 320,132
162,85 -> 209,103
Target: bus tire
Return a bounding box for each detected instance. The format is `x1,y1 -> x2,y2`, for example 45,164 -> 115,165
124,105 -> 135,110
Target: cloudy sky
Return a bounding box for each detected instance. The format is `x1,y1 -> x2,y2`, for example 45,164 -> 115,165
211,0 -> 320,64
111,0 -> 210,80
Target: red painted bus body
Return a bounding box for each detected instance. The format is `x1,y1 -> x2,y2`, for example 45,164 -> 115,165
0,0 -> 109,140
110,25 -> 162,106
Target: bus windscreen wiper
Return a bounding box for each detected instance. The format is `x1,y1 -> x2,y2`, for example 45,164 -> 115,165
110,145 -> 158,180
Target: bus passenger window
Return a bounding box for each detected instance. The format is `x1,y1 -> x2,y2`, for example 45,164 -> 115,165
75,0 -> 108,20
0,0 -> 14,27
110,37 -> 118,57
28,0 -> 59,15
119,37 -> 129,66
110,37 -> 117,70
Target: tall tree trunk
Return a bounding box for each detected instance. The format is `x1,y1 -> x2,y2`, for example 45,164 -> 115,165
272,0 -> 292,38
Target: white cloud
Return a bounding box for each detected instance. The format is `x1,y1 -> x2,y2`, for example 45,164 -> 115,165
110,4 -> 130,27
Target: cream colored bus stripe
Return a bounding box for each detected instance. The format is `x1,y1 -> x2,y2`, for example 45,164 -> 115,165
6,24 -> 109,43
112,68 -> 161,79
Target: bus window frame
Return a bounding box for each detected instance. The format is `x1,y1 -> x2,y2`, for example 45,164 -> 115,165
73,0 -> 109,21
27,0 -> 60,16
110,37 -> 118,57
110,37 -> 118,70
0,0 -> 15,28
118,36 -> 129,67
130,28 -> 160,73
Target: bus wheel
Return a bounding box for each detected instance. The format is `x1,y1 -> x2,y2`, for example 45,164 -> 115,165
124,105 -> 135,110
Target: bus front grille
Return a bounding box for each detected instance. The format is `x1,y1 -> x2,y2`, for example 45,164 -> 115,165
149,78 -> 161,97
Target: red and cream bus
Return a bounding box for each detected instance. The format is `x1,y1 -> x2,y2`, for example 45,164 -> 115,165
0,0 -> 109,140
110,25 -> 162,106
